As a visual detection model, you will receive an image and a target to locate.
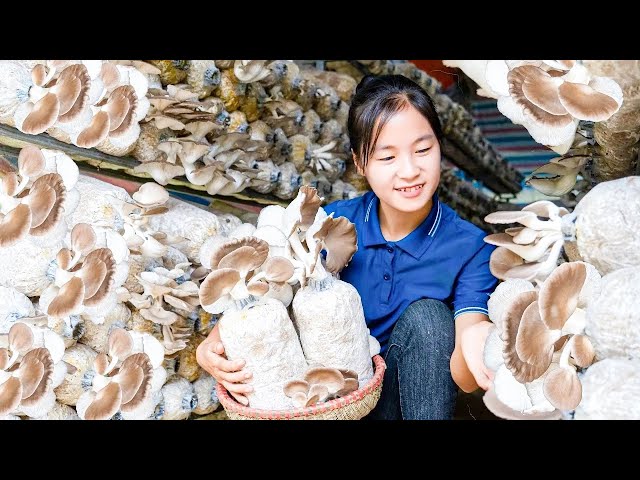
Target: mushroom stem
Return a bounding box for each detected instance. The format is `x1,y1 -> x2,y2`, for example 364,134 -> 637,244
560,211 -> 578,241
15,175 -> 30,196
105,355 -> 119,375
288,230 -> 312,274
559,335 -> 576,367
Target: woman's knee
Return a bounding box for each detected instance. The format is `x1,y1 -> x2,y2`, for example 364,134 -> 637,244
391,299 -> 455,349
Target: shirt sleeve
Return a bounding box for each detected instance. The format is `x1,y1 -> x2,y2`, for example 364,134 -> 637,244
452,241 -> 498,320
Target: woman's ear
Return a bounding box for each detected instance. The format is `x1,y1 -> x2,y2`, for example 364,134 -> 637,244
352,150 -> 364,176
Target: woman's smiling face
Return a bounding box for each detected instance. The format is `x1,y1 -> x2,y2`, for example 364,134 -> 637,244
358,103 -> 441,215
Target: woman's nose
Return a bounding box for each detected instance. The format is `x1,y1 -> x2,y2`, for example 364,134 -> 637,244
397,154 -> 420,178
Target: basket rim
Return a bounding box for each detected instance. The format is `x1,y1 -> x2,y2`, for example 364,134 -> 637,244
217,355 -> 386,419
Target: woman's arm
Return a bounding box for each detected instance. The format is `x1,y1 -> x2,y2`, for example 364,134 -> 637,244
450,312 -> 494,392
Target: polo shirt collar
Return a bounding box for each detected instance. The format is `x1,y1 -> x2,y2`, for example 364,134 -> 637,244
362,192 -> 443,259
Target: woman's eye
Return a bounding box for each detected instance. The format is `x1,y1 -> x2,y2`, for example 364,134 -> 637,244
416,148 -> 431,154
377,156 -> 394,162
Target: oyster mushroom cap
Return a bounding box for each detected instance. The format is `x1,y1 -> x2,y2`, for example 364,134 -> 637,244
56,64 -> 91,122
56,248 -> 73,271
570,334 -> 595,368
21,92 -> 60,134
18,347 -> 54,406
483,387 -> 562,420
262,256 -> 295,283
246,280 -> 269,297
515,300 -> 559,368
107,85 -> 138,137
132,182 -> 169,208
502,290 -> 549,383
0,204 -> 32,247
18,146 -> 46,178
76,110 -> 111,148
80,248 -> 116,307
308,383 -> 330,403
71,223 -> 97,254
0,349 -> 8,370
8,322 -> 34,353
199,268 -> 241,308
31,64 -> 48,86
47,277 -> 85,318
542,366 -> 581,411
117,352 -> 153,410
303,367 -> 345,395
27,173 -> 66,236
283,379 -> 310,397
0,377 -> 23,416
336,377 -> 359,397
285,185 -> 323,236
99,62 -> 121,90
208,237 -> 269,271
85,381 -> 122,420
557,79 -> 622,122
94,352 -> 110,375
538,262 -> 586,330
312,214 -> 358,274
2,172 -> 19,196
217,245 -> 267,279
108,328 -> 134,359
489,247 -> 525,280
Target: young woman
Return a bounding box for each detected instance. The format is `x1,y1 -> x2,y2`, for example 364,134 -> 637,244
196,74 -> 498,419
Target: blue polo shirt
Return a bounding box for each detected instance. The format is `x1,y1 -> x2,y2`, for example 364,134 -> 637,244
324,191 -> 498,354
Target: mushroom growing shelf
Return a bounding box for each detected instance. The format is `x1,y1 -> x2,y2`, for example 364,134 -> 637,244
0,124 -> 288,210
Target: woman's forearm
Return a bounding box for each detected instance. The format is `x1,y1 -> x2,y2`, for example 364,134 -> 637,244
450,313 -> 492,393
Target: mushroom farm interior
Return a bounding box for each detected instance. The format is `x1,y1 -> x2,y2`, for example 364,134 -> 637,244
0,60 -> 639,420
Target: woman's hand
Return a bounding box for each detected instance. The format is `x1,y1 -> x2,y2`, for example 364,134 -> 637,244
459,319 -> 495,391
196,324 -> 253,405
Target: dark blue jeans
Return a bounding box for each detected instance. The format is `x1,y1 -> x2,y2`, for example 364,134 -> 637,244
366,299 -> 458,420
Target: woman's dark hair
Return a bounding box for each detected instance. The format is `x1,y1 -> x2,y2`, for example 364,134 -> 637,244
347,74 -> 443,169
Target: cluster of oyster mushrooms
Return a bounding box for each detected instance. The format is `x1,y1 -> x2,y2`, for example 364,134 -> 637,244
0,60 -> 151,156
128,60 -> 361,203
284,366 -> 360,408
482,175 -> 640,419
1,145 -> 247,419
195,185 -> 378,411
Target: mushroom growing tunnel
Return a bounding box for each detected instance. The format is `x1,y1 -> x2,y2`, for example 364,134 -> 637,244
0,59 -> 639,420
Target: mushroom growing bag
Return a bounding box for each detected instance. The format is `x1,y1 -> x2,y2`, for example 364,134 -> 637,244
292,276 -> 374,385
218,298 -> 308,410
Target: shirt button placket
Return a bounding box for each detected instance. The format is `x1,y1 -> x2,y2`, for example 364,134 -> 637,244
382,245 -> 394,302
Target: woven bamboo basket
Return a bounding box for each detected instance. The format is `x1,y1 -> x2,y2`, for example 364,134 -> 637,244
217,355 -> 386,420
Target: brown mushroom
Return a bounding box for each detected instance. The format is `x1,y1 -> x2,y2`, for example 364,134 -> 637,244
21,92 -> 60,134
307,383 -> 330,403
0,348 -> 9,370
502,290 -> 549,383
2,172 -> 19,196
119,353 -> 153,412
108,85 -> 138,138
8,322 -> 34,353
94,352 -> 110,375
283,379 -> 309,398
515,300 -> 557,368
99,62 -> 121,90
558,81 -> 620,122
31,64 -> 48,86
218,245 -> 267,279
199,268 -> 241,308
76,111 -> 110,148
262,256 -> 295,283
336,377 -> 359,397
483,387 -> 562,420
209,237 -> 269,272
56,64 -> 91,123
312,215 -> 358,274
538,262 -> 586,330
247,280 -> 269,297
108,329 -> 134,360
18,146 -> 46,178
507,66 -> 573,128
542,366 -> 582,411
0,204 -> 32,247
71,223 -> 97,254
85,381 -> 123,420
80,247 -> 116,307
18,347 -> 54,407
570,334 -> 595,368
0,377 -> 23,416
489,247 -> 525,280
303,367 -> 344,395
47,276 -> 85,318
